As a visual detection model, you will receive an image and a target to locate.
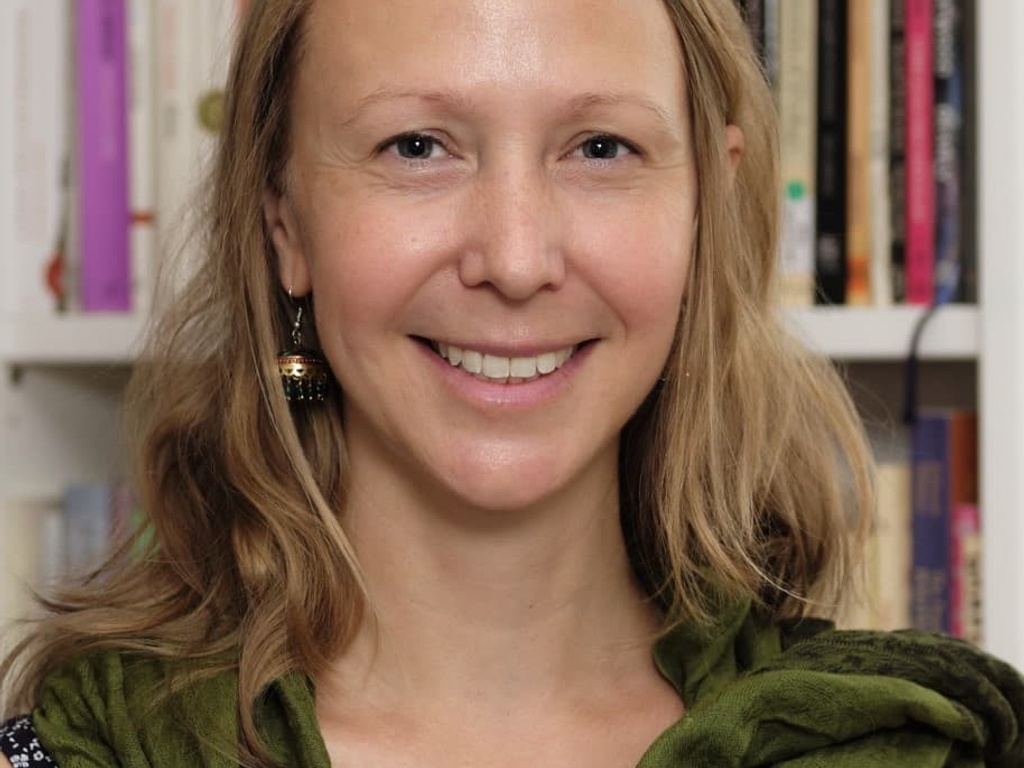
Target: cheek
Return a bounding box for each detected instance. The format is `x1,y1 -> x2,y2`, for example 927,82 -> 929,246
573,197 -> 694,336
303,201 -> 452,324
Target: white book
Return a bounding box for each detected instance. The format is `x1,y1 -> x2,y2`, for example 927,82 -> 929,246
129,0 -> 158,313
870,0 -> 894,306
0,1 -> 70,317
776,0 -> 818,307
154,0 -> 241,298
0,497 -> 61,623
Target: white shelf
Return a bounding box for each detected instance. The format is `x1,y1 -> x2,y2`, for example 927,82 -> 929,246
0,306 -> 979,369
0,314 -> 145,366
786,305 -> 978,361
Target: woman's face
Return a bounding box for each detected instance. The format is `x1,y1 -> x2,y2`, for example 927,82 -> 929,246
268,0 -> 699,512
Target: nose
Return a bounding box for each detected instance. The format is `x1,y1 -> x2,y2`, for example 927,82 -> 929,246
458,162 -> 566,301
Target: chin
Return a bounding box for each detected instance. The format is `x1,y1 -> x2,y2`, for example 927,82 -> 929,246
434,451 -> 610,518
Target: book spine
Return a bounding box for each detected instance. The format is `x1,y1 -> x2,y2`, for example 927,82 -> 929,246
903,0 -> 935,305
0,496 -> 62,621
947,410 -> 978,638
869,0 -> 893,306
0,0 -> 69,316
845,1 -> 873,305
888,0 -> 907,302
62,483 -> 114,576
154,0 -> 192,293
951,503 -> 981,642
910,411 -> 951,634
776,0 -> 817,307
814,0 -> 847,305
155,0 -> 241,294
957,0 -> 977,303
932,0 -> 967,304
128,0 -> 157,313
76,0 -> 132,311
873,458 -> 912,630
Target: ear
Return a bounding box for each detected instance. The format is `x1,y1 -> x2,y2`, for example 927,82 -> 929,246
263,187 -> 312,297
724,124 -> 744,181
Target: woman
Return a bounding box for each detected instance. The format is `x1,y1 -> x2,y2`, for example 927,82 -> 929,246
3,0 -> 1022,765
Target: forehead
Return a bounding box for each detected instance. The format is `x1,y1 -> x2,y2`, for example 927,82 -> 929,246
299,0 -> 687,114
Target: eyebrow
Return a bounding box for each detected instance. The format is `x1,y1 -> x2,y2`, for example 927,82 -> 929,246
337,87 -> 680,134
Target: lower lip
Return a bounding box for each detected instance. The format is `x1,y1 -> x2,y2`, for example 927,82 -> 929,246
417,341 -> 593,407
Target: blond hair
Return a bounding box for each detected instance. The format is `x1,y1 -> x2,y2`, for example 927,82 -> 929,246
2,0 -> 873,764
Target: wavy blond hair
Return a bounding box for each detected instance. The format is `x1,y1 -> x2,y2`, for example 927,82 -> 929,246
2,0 -> 873,764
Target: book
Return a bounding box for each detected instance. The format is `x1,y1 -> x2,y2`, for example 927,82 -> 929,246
957,0 -> 977,303
888,0 -> 907,302
776,0 -> 818,307
910,409 -> 977,634
0,497 -> 62,623
932,0 -> 968,305
75,0 -> 132,312
128,0 -> 158,313
845,0 -> 873,305
63,483 -> 115,576
0,1 -> 70,316
871,456 -> 912,630
869,0 -> 893,306
903,0 -> 935,305
154,0 -> 243,296
951,503 -> 982,644
813,0 -> 847,305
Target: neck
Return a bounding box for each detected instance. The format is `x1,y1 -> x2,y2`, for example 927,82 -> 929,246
318,448 -> 662,717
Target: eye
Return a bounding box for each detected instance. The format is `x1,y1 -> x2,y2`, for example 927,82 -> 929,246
576,134 -> 636,161
382,133 -> 448,160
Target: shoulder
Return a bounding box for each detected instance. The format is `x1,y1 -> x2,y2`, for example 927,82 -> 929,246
29,648 -> 240,767
654,603 -> 1024,766
754,621 -> 1024,765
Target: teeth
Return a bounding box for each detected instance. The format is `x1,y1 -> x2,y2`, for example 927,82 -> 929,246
482,354 -> 510,379
434,342 -> 577,382
462,349 -> 483,374
509,356 -> 537,378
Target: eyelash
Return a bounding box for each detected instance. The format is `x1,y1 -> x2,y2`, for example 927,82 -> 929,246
379,133 -> 449,162
377,132 -> 641,164
573,134 -> 639,161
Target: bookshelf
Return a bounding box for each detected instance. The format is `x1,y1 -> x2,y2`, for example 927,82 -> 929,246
0,315 -> 146,366
976,0 -> 1024,674
2,3 -> 1024,674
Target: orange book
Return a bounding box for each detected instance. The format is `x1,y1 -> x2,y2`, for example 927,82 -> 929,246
845,1 -> 873,304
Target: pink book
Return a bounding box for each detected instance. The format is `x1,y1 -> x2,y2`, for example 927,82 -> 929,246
903,0 -> 934,305
950,503 -> 983,644
76,0 -> 131,311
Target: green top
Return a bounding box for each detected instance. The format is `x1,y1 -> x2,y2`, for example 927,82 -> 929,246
32,597 -> 1024,767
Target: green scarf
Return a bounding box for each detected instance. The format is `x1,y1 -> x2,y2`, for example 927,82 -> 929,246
33,599 -> 1024,767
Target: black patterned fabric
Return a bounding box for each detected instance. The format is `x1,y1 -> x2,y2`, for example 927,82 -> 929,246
0,717 -> 57,767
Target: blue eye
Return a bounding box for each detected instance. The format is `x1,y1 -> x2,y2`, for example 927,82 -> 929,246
579,135 -> 634,160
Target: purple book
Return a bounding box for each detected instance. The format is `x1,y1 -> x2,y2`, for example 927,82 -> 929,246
76,0 -> 131,311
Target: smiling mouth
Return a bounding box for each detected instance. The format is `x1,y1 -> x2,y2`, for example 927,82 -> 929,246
422,339 -> 581,383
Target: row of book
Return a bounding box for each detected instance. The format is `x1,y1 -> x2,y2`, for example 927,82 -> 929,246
1,0 -> 249,317
842,408 -> 981,645
0,481 -> 145,620
736,0 -> 975,308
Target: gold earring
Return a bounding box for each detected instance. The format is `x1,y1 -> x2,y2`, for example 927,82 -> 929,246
277,292 -> 329,403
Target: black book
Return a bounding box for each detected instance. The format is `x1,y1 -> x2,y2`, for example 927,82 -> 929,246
815,0 -> 848,304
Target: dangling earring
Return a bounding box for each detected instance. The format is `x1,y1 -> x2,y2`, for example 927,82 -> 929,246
277,292 -> 329,403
